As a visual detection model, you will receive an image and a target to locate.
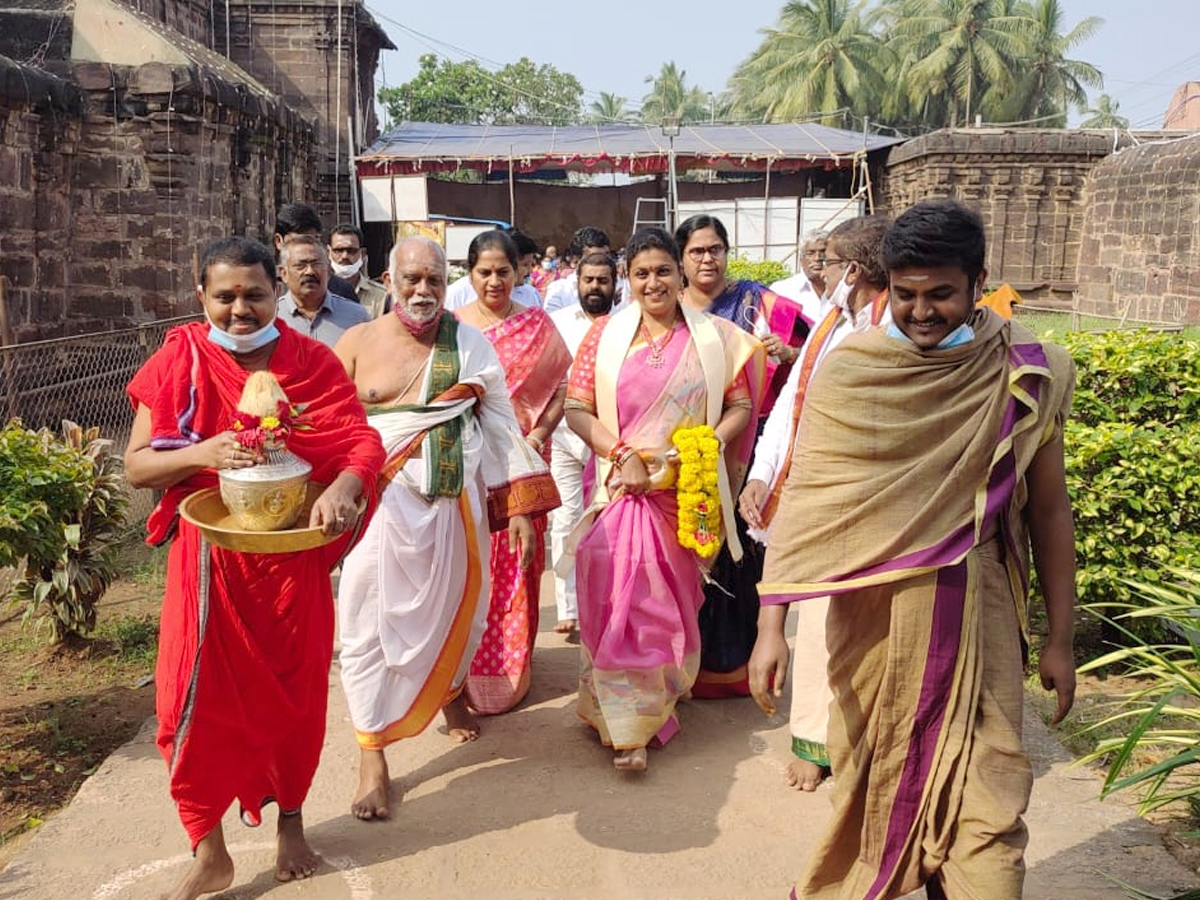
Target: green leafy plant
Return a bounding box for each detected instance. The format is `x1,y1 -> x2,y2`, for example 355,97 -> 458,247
726,255 -> 790,287
1076,571 -> 1200,817
2,420 -> 129,642
1076,571 -> 1200,900
0,420 -> 91,572
1057,330 -> 1200,644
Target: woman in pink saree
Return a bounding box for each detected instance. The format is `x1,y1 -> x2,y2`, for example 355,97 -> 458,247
456,230 -> 571,715
565,228 -> 763,771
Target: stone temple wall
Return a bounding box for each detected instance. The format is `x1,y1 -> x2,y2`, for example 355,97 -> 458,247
0,57 -> 83,339
878,129 -> 1123,305
1075,133 -> 1200,324
0,53 -> 313,341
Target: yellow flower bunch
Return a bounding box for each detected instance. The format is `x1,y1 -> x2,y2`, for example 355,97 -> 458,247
672,425 -> 722,558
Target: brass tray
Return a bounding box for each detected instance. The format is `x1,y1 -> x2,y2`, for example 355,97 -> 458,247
179,483 -> 366,554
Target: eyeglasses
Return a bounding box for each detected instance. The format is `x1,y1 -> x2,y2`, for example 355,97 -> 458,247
821,257 -> 852,268
686,244 -> 728,262
290,259 -> 327,272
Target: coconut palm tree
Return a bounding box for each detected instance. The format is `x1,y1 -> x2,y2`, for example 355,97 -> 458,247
887,0 -> 1032,127
728,0 -> 888,125
990,0 -> 1103,126
589,92 -> 630,124
1080,93 -> 1129,129
640,62 -> 711,125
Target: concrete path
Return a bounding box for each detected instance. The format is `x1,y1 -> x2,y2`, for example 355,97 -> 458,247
2,580 -> 1198,900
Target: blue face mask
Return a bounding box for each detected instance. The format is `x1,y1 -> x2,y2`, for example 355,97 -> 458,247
206,317 -> 280,354
936,321 -> 975,348
886,320 -> 975,349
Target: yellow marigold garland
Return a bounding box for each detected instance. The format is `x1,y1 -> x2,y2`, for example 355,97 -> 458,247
672,425 -> 722,558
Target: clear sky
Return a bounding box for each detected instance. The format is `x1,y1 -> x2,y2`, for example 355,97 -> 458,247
364,0 -> 1198,131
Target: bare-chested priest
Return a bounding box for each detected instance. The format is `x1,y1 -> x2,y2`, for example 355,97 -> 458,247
333,237 -> 559,819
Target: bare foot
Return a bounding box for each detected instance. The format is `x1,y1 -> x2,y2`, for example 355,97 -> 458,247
443,693 -> 480,743
275,810 -> 321,882
785,758 -> 830,792
554,618 -> 577,634
351,748 -> 391,820
613,747 -> 647,772
162,825 -> 234,900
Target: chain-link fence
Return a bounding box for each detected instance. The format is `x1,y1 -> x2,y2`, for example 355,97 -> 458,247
1,315 -> 201,522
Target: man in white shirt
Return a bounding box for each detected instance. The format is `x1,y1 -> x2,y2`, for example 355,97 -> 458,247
547,251 -> 618,635
770,229 -> 829,326
741,215 -> 892,794
544,226 -> 628,313
445,229 -> 543,310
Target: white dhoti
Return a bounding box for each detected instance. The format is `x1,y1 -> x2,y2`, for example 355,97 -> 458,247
337,324 -> 553,749
789,595 -> 833,765
548,425 -> 591,623
339,457 -> 491,747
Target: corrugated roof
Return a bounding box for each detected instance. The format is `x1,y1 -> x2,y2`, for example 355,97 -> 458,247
356,121 -> 903,176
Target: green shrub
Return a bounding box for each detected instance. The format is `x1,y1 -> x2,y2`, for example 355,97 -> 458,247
726,255 -> 790,287
1058,330 -> 1200,645
1060,329 -> 1200,428
1,420 -> 128,642
0,421 -> 91,571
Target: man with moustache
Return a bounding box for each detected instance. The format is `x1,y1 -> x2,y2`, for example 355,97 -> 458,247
277,235 -> 369,348
328,223 -> 390,318
333,237 -> 556,822
743,215 -> 892,793
771,229 -> 829,325
757,201 -> 1077,900
273,203 -> 358,300
544,227 -> 627,313
547,251 -> 618,635
125,236 -> 383,900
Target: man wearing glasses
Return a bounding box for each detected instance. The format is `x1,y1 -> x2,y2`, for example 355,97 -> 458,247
771,229 -> 829,324
277,235 -> 370,348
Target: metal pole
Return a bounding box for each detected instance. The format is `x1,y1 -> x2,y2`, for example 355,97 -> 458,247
348,117 -> 361,228
0,277 -> 17,422
763,158 -> 772,258
668,135 -> 677,231
508,146 -> 516,226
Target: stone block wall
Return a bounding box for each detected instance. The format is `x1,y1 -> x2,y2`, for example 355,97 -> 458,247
124,0 -> 211,46
225,0 -> 391,228
1076,133 -> 1200,323
0,54 -> 313,342
0,57 -> 82,340
878,129 -> 1122,303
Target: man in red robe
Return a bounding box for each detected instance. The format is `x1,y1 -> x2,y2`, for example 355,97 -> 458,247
125,236 -> 384,900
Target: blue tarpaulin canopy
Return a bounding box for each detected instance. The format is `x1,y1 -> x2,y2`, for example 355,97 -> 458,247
357,122 -> 902,177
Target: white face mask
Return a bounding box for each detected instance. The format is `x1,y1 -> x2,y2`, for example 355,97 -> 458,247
330,257 -> 364,279
825,272 -> 853,311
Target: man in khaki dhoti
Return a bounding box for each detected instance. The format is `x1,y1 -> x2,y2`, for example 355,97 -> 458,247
757,200 -> 1077,900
